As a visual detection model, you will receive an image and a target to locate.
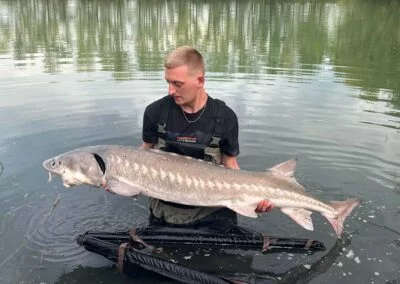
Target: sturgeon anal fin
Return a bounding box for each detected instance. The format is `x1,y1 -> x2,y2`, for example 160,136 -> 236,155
281,207 -> 314,231
227,205 -> 258,218
106,179 -> 140,197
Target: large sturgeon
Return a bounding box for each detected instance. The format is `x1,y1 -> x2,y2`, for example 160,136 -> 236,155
43,145 -> 360,238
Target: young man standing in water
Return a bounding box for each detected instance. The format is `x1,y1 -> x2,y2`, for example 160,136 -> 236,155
141,46 -> 272,230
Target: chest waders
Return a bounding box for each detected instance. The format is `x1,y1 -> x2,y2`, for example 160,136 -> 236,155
155,98 -> 225,165
150,98 -> 227,223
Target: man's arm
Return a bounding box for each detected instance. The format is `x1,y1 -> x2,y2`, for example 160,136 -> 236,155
142,99 -> 164,149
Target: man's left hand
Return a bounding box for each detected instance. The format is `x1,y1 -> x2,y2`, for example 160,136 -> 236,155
255,200 -> 274,213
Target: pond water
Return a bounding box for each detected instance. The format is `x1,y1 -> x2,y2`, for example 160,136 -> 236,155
0,0 -> 399,283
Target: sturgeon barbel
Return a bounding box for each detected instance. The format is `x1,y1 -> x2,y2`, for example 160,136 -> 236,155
43,145 -> 360,238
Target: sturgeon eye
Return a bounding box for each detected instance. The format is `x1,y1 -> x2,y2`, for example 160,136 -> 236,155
51,160 -> 56,167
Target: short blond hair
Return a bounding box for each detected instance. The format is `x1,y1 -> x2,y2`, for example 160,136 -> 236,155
165,46 -> 205,75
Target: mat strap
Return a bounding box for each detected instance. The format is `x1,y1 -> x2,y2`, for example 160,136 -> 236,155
117,243 -> 128,273
262,233 -> 270,252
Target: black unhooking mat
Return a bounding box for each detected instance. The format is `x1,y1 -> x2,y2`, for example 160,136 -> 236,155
76,225 -> 327,284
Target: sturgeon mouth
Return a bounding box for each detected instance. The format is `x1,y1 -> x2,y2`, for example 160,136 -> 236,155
46,171 -> 70,187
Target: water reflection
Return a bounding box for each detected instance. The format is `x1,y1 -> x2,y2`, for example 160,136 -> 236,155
0,1 -> 399,283
0,0 -> 399,108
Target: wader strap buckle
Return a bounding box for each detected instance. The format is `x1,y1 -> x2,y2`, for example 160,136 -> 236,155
157,122 -> 166,134
209,136 -> 221,148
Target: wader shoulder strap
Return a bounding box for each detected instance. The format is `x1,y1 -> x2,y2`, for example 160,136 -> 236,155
156,97 -> 172,150
204,99 -> 226,164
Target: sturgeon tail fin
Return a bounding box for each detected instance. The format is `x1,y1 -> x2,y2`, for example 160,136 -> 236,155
322,198 -> 361,238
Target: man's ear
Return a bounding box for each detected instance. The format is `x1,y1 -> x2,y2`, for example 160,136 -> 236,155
196,75 -> 205,86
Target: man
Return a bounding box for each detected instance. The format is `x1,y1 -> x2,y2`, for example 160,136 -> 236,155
141,46 -> 272,231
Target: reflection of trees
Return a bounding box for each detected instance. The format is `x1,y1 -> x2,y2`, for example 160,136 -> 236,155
0,0 -> 399,106
134,0 -> 335,75
4,0 -> 135,79
334,0 -> 400,110
12,0 -> 71,73
76,0 -> 134,80
0,2 -> 13,55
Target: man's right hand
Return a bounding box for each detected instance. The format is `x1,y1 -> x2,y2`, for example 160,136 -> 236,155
141,142 -> 155,149
255,200 -> 274,213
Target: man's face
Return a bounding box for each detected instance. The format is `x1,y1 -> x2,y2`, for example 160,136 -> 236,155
165,65 -> 204,106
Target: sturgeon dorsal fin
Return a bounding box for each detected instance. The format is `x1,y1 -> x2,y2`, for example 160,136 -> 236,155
268,159 -> 297,177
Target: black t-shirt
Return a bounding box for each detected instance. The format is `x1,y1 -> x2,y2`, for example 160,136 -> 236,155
142,95 -> 239,158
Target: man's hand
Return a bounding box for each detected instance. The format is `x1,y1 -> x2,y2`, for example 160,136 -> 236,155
221,154 -> 240,170
141,142 -> 155,149
255,200 -> 274,213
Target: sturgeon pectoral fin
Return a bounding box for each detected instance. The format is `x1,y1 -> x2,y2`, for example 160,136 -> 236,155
227,205 -> 258,218
281,208 -> 314,231
106,180 -> 140,197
